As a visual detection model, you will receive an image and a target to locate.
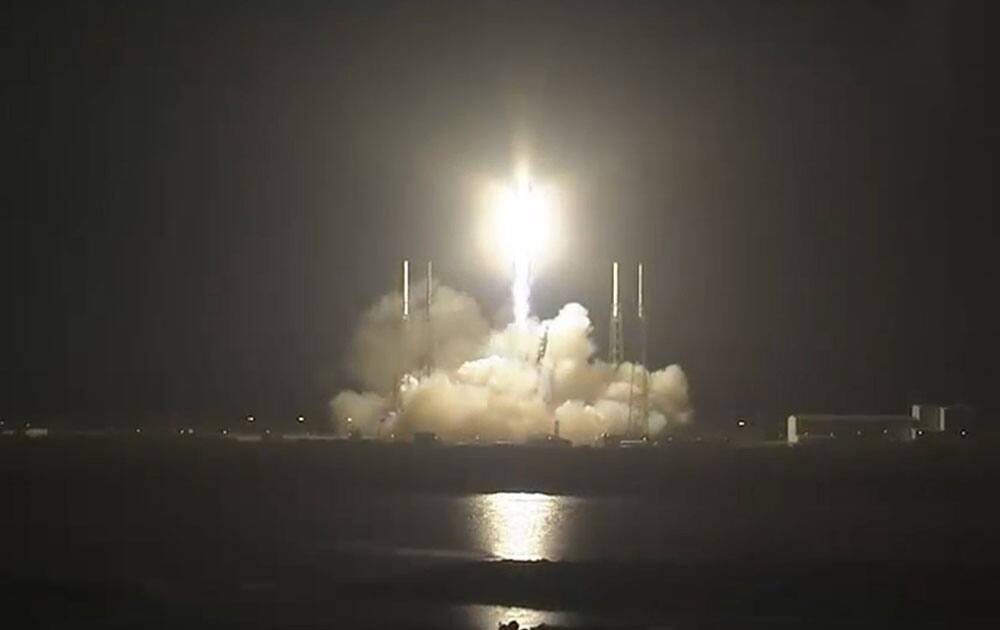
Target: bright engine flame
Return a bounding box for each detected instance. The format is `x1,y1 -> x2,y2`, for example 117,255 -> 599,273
493,178 -> 553,325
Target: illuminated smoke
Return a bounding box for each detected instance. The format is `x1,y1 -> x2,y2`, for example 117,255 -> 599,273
331,280 -> 693,444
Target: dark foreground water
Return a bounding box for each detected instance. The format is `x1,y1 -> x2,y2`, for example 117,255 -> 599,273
4,438 -> 1000,627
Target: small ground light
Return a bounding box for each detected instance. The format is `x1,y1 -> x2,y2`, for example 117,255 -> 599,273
737,420 -> 746,427
135,428 -> 141,434
297,416 -> 305,423
960,429 -> 968,437
247,415 -> 255,423
187,428 -> 194,435
221,428 -> 229,436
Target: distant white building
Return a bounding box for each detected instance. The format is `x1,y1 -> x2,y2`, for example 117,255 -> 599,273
911,404 -> 947,432
911,403 -> 979,437
786,414 -> 917,445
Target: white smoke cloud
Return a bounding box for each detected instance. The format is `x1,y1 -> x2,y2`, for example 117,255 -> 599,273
330,390 -> 388,437
331,281 -> 692,444
347,280 -> 490,393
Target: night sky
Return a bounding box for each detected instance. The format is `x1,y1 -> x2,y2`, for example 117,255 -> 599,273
3,1 -> 991,428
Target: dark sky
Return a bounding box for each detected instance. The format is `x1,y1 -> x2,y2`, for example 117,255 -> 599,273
3,1 -> 992,427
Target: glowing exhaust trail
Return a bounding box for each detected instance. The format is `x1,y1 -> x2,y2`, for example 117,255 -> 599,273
512,251 -> 532,326
496,178 -> 549,326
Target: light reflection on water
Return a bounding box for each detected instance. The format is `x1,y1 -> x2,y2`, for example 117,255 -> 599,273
461,603 -> 581,628
470,492 -> 570,561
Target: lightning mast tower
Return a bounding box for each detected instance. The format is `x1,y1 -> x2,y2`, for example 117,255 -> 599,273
625,263 -> 650,438
390,259 -> 411,421
609,261 -> 624,365
425,260 -> 434,374
425,261 -> 432,322
635,263 -> 650,436
401,259 -> 410,322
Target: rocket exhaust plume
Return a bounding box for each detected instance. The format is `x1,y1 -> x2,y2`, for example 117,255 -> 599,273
508,181 -> 535,326
512,253 -> 532,326
492,177 -> 552,327
332,267 -> 693,444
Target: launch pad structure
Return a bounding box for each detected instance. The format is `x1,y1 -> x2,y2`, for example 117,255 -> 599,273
610,261 -> 651,439
391,257 -> 654,441
628,262 -> 650,438
609,262 -> 625,365
386,258 -> 435,434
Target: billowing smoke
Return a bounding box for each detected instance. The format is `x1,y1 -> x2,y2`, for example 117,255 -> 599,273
331,279 -> 692,444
